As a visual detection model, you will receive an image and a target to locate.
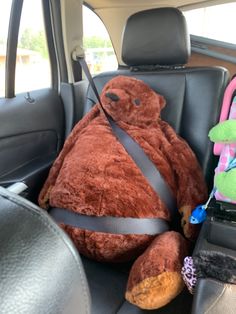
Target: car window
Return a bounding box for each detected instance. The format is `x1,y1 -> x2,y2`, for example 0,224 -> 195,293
0,1 -> 12,97
83,5 -> 118,75
184,3 -> 236,44
15,0 -> 51,94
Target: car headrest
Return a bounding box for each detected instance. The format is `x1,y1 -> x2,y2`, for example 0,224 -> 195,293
122,7 -> 190,66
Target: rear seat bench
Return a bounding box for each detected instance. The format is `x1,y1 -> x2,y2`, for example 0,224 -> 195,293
80,7 -> 229,314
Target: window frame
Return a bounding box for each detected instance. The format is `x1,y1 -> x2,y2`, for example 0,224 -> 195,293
183,3 -> 236,45
5,0 -> 23,98
191,34 -> 236,64
4,0 -> 58,99
71,3 -> 118,81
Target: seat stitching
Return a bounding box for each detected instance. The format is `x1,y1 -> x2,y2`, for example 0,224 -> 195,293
205,282 -> 226,314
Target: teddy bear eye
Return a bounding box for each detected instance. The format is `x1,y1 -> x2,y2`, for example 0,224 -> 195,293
133,98 -> 141,106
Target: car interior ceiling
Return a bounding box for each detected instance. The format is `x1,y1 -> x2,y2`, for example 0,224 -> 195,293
0,1 -> 236,314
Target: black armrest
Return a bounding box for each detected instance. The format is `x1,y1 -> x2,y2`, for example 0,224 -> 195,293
192,203 -> 236,314
207,219 -> 236,251
0,187 -> 91,314
193,218 -> 236,258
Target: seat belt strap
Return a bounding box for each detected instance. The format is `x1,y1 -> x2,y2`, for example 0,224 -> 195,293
77,56 -> 176,214
49,207 -> 169,235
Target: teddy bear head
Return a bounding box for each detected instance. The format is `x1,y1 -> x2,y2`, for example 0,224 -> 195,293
100,75 -> 166,126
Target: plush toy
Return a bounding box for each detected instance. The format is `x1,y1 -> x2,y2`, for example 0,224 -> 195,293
209,96 -> 236,202
39,75 -> 207,310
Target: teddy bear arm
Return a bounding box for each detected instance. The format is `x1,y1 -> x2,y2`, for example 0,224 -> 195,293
160,121 -> 208,239
38,105 -> 100,208
175,151 -> 208,239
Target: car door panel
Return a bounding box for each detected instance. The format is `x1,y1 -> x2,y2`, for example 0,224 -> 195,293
0,132 -> 57,179
0,88 -> 64,199
0,89 -> 64,138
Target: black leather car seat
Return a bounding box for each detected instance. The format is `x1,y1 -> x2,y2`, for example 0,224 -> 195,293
84,7 -> 229,188
0,187 -> 91,314
81,7 -> 229,314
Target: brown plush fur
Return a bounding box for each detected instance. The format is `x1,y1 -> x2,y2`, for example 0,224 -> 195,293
39,75 -> 207,309
125,231 -> 188,308
126,231 -> 188,291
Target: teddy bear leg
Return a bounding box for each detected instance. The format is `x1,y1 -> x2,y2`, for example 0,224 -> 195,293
125,231 -> 188,310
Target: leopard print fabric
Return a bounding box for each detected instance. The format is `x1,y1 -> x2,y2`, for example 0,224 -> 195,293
181,256 -> 197,294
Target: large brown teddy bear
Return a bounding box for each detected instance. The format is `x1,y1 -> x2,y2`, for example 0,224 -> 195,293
39,75 -> 207,309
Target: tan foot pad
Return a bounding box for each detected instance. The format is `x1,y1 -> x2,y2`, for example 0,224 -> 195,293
125,271 -> 184,310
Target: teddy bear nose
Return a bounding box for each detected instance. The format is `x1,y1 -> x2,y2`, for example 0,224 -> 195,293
105,93 -> 120,102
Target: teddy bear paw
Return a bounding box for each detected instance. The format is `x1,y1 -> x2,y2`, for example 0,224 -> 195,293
125,271 -> 184,310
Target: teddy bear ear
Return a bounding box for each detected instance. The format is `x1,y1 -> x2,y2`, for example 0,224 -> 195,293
159,95 -> 166,110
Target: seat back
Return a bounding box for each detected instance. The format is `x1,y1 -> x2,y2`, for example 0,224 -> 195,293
84,7 -> 229,188
0,187 -> 91,314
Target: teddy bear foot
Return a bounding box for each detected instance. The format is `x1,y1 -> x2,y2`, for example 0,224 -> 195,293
125,231 -> 188,309
126,271 -> 184,309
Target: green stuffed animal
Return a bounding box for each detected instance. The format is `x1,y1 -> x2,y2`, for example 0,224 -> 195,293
209,118 -> 236,201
